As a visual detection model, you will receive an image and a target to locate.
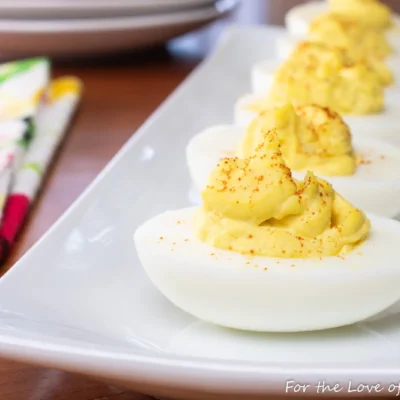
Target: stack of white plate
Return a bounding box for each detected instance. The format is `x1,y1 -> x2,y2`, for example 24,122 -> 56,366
0,0 -> 238,57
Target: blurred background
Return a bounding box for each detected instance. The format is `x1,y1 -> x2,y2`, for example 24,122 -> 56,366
0,0 -> 398,58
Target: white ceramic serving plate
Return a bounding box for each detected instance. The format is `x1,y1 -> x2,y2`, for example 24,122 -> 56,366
0,0 -> 217,19
0,0 -> 236,57
0,26 -> 400,400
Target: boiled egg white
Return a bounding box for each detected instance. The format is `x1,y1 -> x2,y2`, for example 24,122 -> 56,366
285,1 -> 400,52
235,90 -> 400,147
186,124 -> 400,217
134,207 -> 400,332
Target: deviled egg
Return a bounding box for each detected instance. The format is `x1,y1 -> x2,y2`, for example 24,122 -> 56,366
286,0 -> 400,52
188,104 -> 400,217
235,91 -> 400,147
252,42 -> 384,115
274,35 -> 400,87
250,53 -> 398,97
135,131 -> 400,332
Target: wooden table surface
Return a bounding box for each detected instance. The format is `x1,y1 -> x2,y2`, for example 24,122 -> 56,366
1,1 -> 400,399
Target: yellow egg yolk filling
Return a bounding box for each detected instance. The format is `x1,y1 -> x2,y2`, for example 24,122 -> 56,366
268,42 -> 384,115
194,131 -> 370,258
309,13 -> 393,86
238,104 -> 356,177
328,0 -> 392,30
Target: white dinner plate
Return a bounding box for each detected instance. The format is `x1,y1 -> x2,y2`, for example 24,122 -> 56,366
0,0 -> 237,57
0,26 -> 400,400
0,0 -> 217,19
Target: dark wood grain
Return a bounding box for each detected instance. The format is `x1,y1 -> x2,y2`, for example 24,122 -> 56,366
0,1 -> 397,398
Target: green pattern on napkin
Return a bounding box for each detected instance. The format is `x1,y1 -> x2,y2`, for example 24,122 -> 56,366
23,162 -> 41,174
18,118 -> 35,150
0,58 -> 49,84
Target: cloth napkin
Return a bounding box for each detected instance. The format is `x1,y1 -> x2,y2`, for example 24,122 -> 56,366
0,58 -> 82,263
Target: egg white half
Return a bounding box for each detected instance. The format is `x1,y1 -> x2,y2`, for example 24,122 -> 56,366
285,0 -> 400,53
186,124 -> 400,217
235,90 -> 400,147
134,207 -> 400,332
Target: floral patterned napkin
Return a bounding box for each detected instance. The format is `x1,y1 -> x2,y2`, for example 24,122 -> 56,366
0,58 -> 82,263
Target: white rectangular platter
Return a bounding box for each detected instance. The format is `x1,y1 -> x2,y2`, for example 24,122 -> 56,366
0,26 -> 399,400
